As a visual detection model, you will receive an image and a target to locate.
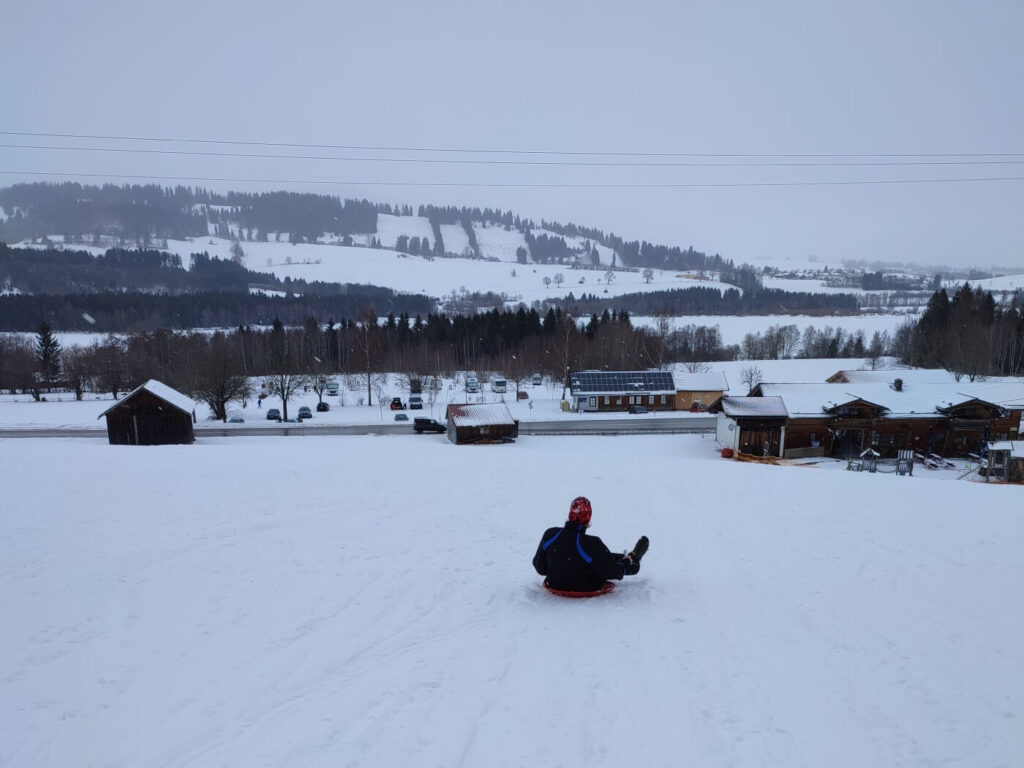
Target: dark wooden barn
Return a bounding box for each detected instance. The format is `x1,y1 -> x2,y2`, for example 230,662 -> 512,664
446,403 -> 518,445
98,379 -> 197,445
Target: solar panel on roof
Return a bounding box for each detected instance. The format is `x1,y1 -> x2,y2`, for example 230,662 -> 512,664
569,370 -> 675,393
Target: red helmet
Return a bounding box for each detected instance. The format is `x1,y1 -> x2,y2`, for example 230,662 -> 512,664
568,496 -> 592,526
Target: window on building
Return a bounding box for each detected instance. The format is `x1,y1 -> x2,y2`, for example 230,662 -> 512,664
589,397 -> 596,408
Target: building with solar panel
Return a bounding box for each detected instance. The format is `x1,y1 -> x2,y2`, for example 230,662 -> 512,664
568,370 -> 677,413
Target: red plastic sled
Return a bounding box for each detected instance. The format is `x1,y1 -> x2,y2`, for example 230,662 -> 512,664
543,579 -> 615,598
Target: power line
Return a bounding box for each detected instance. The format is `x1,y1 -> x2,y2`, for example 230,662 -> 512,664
1,129 -> 1021,160
2,169 -> 1022,189
3,143 -> 1024,168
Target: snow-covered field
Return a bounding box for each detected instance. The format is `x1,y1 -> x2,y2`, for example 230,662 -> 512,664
630,314 -> 912,346
150,238 -> 724,304
1,432 -> 1021,768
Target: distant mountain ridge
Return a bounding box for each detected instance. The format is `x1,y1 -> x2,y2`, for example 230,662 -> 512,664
0,181 -> 746,281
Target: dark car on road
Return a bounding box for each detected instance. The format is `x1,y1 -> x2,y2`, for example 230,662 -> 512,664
266,408 -> 281,421
628,404 -> 648,414
316,401 -> 330,412
414,417 -> 446,434
297,406 -> 313,420
390,397 -> 406,410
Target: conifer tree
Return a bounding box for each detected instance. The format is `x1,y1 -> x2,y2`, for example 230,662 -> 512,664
34,321 -> 61,395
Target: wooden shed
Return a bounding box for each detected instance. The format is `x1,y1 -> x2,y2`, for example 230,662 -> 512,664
673,371 -> 728,411
98,379 -> 197,445
985,441 -> 1024,483
446,403 -> 518,445
709,396 -> 789,457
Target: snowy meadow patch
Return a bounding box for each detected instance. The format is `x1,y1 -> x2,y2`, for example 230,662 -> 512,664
1,434 -> 1021,767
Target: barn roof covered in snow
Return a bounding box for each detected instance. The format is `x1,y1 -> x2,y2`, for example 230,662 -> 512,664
98,379 -> 197,418
446,403 -> 516,427
709,396 -> 789,418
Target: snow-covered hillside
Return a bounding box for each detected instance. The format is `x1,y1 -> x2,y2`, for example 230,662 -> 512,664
1,434 -> 1020,767
472,222 -> 528,261
374,213 -> 434,250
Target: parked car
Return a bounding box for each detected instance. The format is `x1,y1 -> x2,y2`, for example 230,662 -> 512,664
465,376 -> 480,393
628,404 -> 649,414
326,381 -> 340,396
266,408 -> 281,421
689,402 -> 707,412
390,397 -> 406,410
414,417 -> 446,434
517,390 -> 529,400
491,378 -> 507,393
532,373 -> 542,385
228,415 -> 245,423
395,412 -> 409,421
316,401 -> 330,412
409,395 -> 423,409
297,406 -> 313,420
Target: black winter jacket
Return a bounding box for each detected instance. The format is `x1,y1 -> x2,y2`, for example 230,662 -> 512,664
532,521 -> 625,591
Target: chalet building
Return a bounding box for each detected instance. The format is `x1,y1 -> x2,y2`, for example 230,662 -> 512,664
98,379 -> 197,445
673,371 -> 728,411
709,396 -> 789,457
446,403 -> 519,445
749,378 -> 1023,460
568,370 -> 676,413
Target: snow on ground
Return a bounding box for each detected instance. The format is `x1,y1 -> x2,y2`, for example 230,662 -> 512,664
630,314 -> 912,346
1,431 -> 1021,768
52,236 -> 699,304
473,222 -> 528,262
438,222 -> 470,256
763,276 -> 870,295
374,213 -> 434,250
964,273 -> 1024,294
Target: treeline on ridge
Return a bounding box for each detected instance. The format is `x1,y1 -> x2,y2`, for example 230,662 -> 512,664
3,182 -> 742,276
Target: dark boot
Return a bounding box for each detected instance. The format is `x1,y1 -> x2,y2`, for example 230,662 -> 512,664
631,535 -> 649,563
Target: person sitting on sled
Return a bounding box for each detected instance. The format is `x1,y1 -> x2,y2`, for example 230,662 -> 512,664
532,496 -> 648,592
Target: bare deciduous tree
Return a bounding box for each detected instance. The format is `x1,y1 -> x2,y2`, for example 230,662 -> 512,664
265,321 -> 309,420
187,332 -> 253,421
739,365 -> 763,393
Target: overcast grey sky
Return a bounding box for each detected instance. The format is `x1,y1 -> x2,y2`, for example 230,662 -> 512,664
2,0 -> 1022,269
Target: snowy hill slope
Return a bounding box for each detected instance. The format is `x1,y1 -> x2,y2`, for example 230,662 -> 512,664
472,222 -> 529,261
1,435 -> 1020,767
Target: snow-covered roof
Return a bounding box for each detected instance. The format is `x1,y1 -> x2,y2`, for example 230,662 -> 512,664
988,441 -> 1024,457
715,396 -> 789,418
98,379 -> 197,418
447,403 -> 517,427
827,368 -> 1023,387
757,381 -> 1024,418
675,371 -> 728,391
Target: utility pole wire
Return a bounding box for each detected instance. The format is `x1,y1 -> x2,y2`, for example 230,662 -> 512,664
1,130 -> 1021,160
